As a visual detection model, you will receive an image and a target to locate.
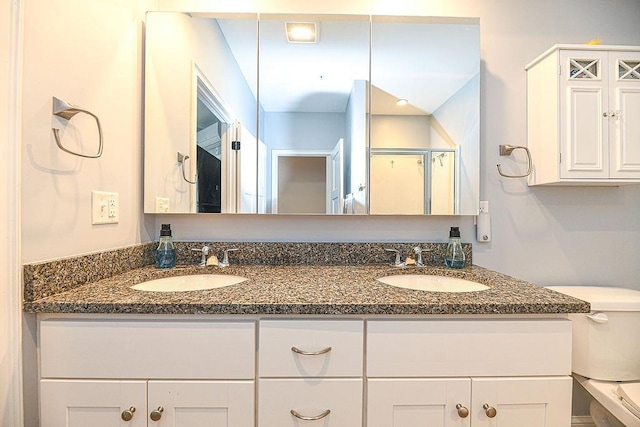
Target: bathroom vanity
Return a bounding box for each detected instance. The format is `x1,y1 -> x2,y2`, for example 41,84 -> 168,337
25,261 -> 589,427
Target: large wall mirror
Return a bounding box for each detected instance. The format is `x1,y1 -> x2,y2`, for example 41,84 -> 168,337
143,12 -> 480,215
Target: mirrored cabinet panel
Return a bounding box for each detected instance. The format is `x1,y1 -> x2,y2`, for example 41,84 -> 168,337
258,14 -> 370,215
144,12 -> 259,214
370,17 -> 480,215
143,13 -> 480,215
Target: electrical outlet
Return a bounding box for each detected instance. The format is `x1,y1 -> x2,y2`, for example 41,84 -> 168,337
92,191 -> 119,224
155,196 -> 170,213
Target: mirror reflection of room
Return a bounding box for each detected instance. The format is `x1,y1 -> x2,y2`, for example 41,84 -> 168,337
369,17 -> 478,215
143,13 -> 479,215
144,12 -> 262,215
195,98 -> 223,213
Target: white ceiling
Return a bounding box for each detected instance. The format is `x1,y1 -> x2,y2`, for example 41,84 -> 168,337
214,15 -> 479,115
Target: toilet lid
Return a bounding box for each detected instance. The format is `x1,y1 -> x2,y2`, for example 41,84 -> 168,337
615,382 -> 640,419
546,286 -> 640,311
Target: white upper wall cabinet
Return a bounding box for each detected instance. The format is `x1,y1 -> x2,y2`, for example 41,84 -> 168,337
526,44 -> 640,186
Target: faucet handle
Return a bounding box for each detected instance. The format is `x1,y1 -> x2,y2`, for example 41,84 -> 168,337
413,247 -> 431,267
220,248 -> 238,267
384,248 -> 403,267
191,246 -> 210,266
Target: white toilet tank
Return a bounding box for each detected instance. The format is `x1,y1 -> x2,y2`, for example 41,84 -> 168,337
546,286 -> 640,381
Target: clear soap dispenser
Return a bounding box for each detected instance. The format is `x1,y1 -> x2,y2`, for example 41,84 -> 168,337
444,226 -> 466,269
155,224 -> 176,268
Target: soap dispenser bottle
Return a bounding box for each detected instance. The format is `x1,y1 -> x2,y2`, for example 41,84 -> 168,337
155,224 -> 176,268
444,226 -> 466,269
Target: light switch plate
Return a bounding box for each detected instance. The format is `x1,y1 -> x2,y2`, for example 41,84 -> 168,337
155,196 -> 170,213
92,191 -> 119,224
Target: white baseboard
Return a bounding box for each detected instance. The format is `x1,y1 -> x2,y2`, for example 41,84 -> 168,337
572,415 -> 595,427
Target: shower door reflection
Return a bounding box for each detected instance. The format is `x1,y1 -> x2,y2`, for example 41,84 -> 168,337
429,151 -> 456,215
369,149 -> 457,215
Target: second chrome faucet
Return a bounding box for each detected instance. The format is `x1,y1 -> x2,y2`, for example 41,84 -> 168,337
191,246 -> 238,267
385,247 -> 431,267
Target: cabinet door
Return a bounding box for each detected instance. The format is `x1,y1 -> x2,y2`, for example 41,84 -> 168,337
259,379 -> 362,426
367,378 -> 471,427
471,377 -> 572,427
148,380 -> 254,427
559,50 -> 610,179
40,379 -> 147,427
609,51 -> 640,178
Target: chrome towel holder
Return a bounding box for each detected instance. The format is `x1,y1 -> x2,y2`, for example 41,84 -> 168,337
51,97 -> 103,158
497,144 -> 532,178
177,152 -> 197,184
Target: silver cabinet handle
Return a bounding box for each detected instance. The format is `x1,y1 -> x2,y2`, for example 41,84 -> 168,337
290,409 -> 331,420
483,403 -> 497,418
121,407 -> 136,421
455,404 -> 469,418
150,406 -> 164,421
291,346 -> 332,355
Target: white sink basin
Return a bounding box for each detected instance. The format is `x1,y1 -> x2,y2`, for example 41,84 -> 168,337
131,274 -> 247,292
376,274 -> 489,293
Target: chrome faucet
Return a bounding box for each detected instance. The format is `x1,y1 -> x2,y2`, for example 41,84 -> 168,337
385,248 -> 405,267
385,247 -> 431,267
191,245 -> 210,267
219,248 -> 238,268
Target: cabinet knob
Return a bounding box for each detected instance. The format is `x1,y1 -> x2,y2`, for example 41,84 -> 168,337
455,403 -> 469,418
483,403 -> 497,418
121,407 -> 136,421
291,346 -> 332,356
603,111 -> 610,117
290,409 -> 331,421
150,406 -> 164,421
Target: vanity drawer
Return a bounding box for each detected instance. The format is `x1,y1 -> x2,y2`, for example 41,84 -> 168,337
258,378 -> 362,426
367,319 -> 571,377
259,320 -> 363,377
40,319 -> 255,379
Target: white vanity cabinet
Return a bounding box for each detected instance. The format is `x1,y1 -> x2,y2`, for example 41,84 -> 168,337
38,316 -> 573,427
366,319 -> 573,426
258,320 -> 364,426
526,44 -> 640,185
38,319 -> 255,427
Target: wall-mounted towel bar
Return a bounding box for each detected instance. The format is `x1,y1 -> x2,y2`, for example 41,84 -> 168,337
51,97 -> 103,158
177,152 -> 197,184
497,144 -> 532,178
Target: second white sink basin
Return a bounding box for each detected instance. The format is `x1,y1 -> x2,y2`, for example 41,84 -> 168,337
131,274 -> 247,292
376,274 -> 489,293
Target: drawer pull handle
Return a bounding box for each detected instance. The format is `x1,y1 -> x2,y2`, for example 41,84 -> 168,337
290,409 -> 331,420
455,404 -> 469,418
121,407 -> 136,421
291,346 -> 332,355
150,406 -> 164,421
483,403 -> 497,418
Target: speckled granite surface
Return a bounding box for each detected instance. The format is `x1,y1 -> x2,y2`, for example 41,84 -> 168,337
24,243 -> 156,301
23,242 -> 470,302
24,263 -> 590,315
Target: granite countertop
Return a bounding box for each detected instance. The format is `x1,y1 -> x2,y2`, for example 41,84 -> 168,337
24,263 -> 590,315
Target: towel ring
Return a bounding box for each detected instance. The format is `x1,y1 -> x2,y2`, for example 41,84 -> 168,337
497,144 -> 532,178
51,97 -> 103,159
177,152 -> 197,184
